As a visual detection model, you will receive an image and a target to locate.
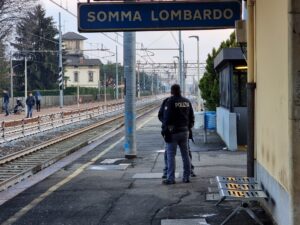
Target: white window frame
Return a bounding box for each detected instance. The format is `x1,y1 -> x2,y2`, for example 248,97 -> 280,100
88,71 -> 94,82
74,71 -> 79,82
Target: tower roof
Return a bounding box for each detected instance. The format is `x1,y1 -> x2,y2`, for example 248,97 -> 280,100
62,32 -> 87,40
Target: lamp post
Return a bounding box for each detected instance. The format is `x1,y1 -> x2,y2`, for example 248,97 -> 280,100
137,60 -> 140,98
77,79 -> 80,108
151,67 -> 154,96
104,72 -> 107,105
115,45 -> 119,100
189,35 -> 201,111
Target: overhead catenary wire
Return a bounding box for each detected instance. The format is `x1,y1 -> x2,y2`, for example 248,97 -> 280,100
47,0 -> 155,63
170,31 -> 179,46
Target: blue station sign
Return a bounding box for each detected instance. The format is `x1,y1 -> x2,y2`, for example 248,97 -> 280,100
78,1 -> 241,32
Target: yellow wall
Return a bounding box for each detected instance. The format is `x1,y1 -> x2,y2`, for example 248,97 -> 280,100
255,0 -> 290,191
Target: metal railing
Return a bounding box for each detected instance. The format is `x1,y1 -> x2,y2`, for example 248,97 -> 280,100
0,96 -> 164,144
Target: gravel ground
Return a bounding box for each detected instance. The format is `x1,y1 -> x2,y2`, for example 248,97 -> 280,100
0,112 -> 113,158
0,103 -> 158,159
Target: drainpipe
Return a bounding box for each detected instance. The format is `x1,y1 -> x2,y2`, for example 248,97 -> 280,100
246,0 -> 255,177
290,0 -> 300,223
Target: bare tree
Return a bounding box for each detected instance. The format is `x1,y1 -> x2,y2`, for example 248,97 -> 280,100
0,0 -> 37,41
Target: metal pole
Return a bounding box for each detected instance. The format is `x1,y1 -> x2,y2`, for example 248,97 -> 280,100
174,60 -> 178,83
58,13 -> 63,108
246,0 -> 255,177
193,75 -> 196,96
116,45 -> 119,100
183,44 -> 185,96
179,31 -> 183,89
77,81 -> 79,108
116,45 -> 119,99
104,72 -> 107,105
156,72 -> 159,95
124,31 -> 137,158
98,66 -> 101,101
189,35 -> 201,111
196,37 -> 201,111
25,56 -> 28,115
143,69 -> 145,91
10,52 -> 13,109
151,68 -> 154,95
137,62 -> 140,98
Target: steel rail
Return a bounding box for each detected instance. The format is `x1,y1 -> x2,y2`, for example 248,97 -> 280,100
0,96 -> 159,143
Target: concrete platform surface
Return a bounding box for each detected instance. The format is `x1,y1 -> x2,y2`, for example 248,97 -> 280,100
0,111 -> 274,225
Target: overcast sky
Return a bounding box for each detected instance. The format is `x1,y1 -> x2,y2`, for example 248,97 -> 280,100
40,0 -> 235,83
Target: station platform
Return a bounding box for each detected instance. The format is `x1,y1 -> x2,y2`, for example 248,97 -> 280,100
0,110 -> 273,225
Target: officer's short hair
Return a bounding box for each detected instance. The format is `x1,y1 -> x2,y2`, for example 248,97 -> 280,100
171,84 -> 181,96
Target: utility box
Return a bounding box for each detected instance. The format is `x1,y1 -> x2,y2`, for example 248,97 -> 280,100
235,20 -> 247,44
194,112 -> 204,129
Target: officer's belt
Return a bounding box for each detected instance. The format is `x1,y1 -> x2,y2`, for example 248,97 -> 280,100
169,126 -> 189,133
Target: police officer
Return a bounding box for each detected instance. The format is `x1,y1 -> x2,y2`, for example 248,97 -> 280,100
158,97 -> 196,179
162,84 -> 195,185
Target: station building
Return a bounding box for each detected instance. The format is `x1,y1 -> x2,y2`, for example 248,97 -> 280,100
62,32 -> 101,88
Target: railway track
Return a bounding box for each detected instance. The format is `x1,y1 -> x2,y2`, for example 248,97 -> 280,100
0,102 -> 160,191
0,97 -> 157,144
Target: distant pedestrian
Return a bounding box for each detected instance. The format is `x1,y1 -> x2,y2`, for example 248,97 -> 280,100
161,84 -> 195,185
2,90 -> 9,116
26,92 -> 35,118
14,98 -> 24,114
35,91 -> 42,112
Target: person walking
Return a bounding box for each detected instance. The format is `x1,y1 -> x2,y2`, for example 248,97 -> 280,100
162,84 -> 195,185
158,97 -> 196,179
26,92 -> 35,118
2,90 -> 9,116
34,91 -> 42,112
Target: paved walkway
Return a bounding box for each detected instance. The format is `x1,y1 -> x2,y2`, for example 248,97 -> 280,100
0,100 -> 114,123
0,111 -> 273,225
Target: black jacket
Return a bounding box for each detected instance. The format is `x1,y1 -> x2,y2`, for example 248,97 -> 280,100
26,96 -> 35,107
163,95 -> 194,133
158,97 -> 169,122
3,93 -> 9,104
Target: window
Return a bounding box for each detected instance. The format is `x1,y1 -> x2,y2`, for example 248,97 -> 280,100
74,72 -> 79,82
88,71 -> 94,82
219,67 -> 231,109
232,69 -> 247,107
76,41 -> 80,50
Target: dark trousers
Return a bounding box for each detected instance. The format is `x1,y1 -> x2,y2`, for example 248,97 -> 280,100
166,131 -> 191,182
36,100 -> 41,112
163,141 -> 194,176
4,102 -> 9,115
27,105 -> 33,118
